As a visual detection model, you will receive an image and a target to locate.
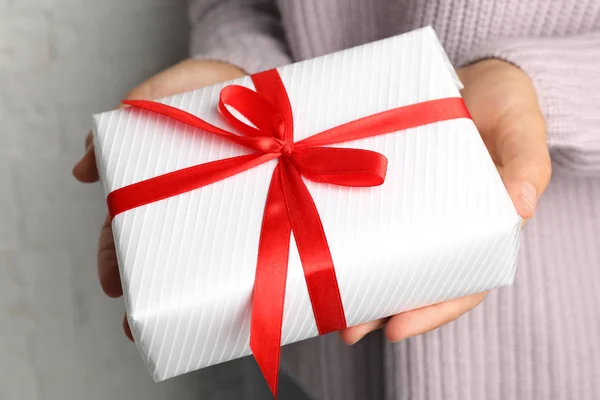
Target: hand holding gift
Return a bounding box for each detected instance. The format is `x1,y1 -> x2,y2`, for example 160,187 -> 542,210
73,28 -> 550,398
73,58 -> 246,339
74,50 -> 550,347
341,57 -> 551,345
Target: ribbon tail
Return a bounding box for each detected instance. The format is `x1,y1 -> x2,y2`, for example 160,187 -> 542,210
122,99 -> 281,153
279,159 -> 347,334
250,163 -> 291,399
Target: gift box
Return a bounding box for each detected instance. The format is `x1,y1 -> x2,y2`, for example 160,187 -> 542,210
93,26 -> 520,395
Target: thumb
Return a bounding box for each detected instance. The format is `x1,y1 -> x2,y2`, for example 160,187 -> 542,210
73,135 -> 99,183
74,59 -> 246,183
495,107 -> 551,220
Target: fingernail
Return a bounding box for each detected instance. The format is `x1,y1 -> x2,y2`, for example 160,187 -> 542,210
519,181 -> 537,216
347,337 -> 362,345
345,320 -> 387,345
345,330 -> 367,345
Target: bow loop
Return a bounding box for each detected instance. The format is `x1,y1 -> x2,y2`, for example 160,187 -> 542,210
219,85 -> 287,141
122,99 -> 277,154
290,147 -> 388,187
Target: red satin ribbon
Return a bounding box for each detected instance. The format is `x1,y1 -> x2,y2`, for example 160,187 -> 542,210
107,69 -> 470,398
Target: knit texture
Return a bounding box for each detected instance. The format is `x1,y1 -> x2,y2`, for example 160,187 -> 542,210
188,1 -> 600,399
282,171 -> 600,400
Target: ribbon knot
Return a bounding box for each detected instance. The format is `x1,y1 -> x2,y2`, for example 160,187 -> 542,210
107,69 -> 471,398
280,143 -> 293,157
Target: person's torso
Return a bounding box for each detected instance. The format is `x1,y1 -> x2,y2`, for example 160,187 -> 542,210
276,0 -> 600,64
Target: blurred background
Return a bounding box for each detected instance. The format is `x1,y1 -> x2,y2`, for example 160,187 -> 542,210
0,1 -> 289,398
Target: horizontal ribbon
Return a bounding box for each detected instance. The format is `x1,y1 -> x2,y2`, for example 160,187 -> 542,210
107,68 -> 470,398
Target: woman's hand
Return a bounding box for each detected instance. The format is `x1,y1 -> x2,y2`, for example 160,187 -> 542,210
74,58 -> 551,344
340,59 -> 552,345
72,59 -> 245,340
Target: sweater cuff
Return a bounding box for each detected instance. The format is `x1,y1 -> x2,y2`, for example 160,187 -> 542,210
191,45 -> 291,76
459,33 -> 600,174
189,1 -> 292,74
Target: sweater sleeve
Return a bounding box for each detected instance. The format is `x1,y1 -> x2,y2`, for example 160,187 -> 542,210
188,0 -> 292,74
460,32 -> 600,174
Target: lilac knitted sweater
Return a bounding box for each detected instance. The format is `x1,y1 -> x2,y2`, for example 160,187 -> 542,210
189,1 -> 600,399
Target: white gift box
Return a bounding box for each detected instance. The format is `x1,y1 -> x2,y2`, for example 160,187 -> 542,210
92,26 -> 521,382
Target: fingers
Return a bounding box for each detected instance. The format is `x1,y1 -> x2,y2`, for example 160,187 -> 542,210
385,292 -> 487,342
98,214 -> 123,298
72,132 -> 99,183
123,313 -> 134,342
494,107 -> 551,220
341,292 -> 488,345
339,318 -> 388,345
74,60 -> 246,185
79,59 -> 246,342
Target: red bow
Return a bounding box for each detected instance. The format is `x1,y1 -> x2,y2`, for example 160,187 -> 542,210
106,69 -> 470,397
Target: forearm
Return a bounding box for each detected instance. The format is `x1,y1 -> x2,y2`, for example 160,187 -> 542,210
189,0 -> 292,74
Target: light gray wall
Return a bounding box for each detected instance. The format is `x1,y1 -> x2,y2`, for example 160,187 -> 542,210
0,1 -> 254,399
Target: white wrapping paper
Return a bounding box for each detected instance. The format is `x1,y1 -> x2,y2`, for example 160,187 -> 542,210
93,26 -> 521,382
